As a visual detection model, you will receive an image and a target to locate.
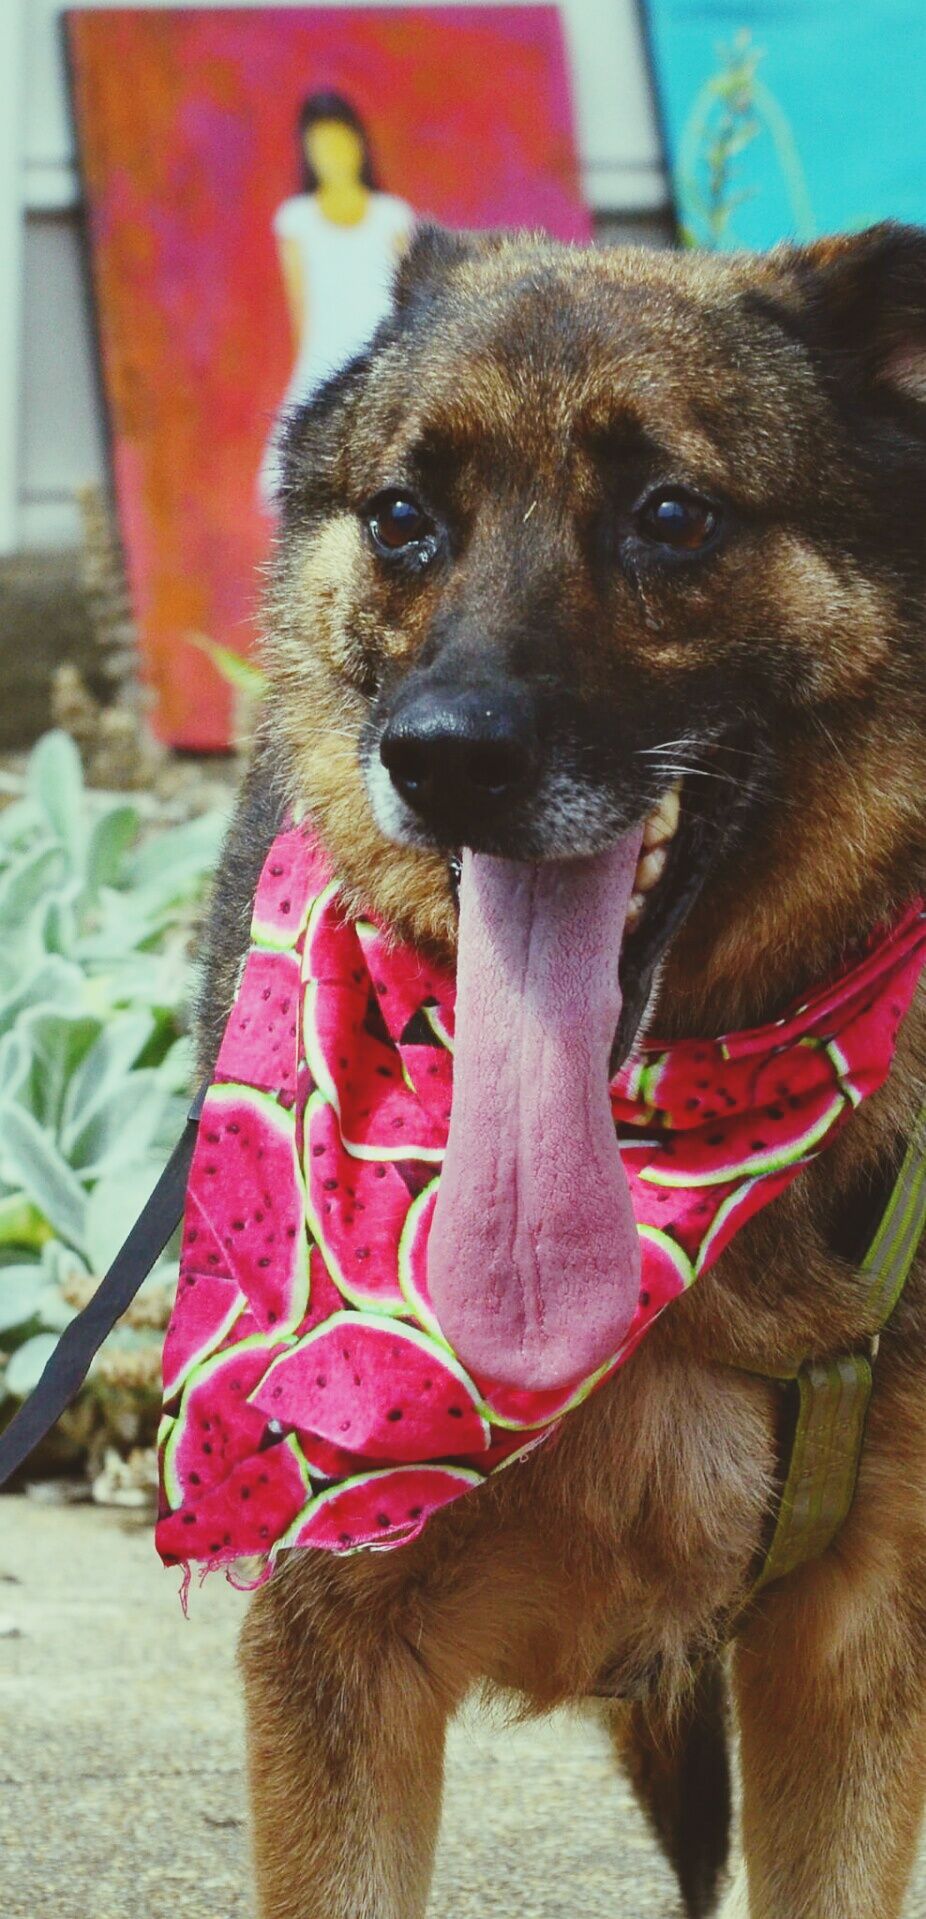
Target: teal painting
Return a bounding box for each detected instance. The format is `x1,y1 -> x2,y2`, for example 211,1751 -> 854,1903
642,0 -> 926,248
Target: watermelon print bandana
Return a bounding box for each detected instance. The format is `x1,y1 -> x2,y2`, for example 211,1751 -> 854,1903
156,824 -> 926,1577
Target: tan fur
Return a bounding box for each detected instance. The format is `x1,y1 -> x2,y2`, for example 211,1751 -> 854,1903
237,228 -> 926,1916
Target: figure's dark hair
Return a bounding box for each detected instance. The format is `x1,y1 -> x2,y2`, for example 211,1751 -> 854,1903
297,92 -> 377,192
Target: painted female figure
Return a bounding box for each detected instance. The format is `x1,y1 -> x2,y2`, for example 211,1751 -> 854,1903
260,92 -> 415,508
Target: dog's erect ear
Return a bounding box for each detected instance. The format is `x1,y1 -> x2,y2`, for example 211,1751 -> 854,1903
773,221 -> 926,407
392,221 -> 510,314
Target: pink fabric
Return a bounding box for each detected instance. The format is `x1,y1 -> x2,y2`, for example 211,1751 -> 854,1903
156,820 -> 926,1577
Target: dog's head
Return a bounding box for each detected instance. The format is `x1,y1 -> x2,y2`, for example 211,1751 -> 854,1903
265,222 -> 926,1044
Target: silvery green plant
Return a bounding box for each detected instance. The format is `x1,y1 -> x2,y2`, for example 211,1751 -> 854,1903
0,731 -> 226,1453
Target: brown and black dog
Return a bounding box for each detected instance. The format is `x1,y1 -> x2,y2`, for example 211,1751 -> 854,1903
200,222 -> 926,1918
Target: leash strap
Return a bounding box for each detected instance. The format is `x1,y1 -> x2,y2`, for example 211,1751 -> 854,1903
753,1098 -> 926,1591
0,1086 -> 206,1489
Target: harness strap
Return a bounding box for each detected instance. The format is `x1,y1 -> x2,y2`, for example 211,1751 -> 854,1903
0,1087 -> 205,1489
753,1098 -> 926,1592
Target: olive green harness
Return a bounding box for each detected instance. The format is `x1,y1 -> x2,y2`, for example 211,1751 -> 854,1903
752,1100 -> 926,1593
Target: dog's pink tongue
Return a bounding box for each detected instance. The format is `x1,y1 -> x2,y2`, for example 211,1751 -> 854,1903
427,830 -> 643,1394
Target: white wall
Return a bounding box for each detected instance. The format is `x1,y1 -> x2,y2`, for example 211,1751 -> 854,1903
7,0 -> 668,552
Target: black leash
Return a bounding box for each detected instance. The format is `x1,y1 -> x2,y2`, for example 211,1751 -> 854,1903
0,1085 -> 206,1489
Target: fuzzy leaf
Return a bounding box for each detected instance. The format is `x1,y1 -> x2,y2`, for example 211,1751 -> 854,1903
84,1159 -> 167,1276
186,631 -> 268,696
0,1263 -> 45,1334
0,1030 -> 33,1112
60,1011 -> 155,1149
0,797 -> 41,849
0,1105 -> 88,1249
129,809 -> 226,894
4,1332 -> 58,1400
71,1073 -> 176,1182
0,1193 -> 54,1251
0,844 -> 66,933
26,730 -> 85,863
39,885 -> 79,958
156,1033 -> 195,1095
84,803 -> 140,892
15,1007 -> 101,1133
0,958 -> 83,1041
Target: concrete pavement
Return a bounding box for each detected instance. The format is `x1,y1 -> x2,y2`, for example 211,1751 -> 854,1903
0,1494 -> 923,1919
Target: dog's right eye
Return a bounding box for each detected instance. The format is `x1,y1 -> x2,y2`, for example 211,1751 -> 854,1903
365,492 -> 435,559
634,488 -> 720,553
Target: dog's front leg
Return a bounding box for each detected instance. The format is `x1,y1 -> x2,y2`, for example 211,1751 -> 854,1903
239,1561 -> 452,1919
721,1564 -> 926,1919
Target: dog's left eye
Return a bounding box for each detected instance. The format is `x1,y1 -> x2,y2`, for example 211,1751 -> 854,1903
634,489 -> 720,552
365,492 -> 435,557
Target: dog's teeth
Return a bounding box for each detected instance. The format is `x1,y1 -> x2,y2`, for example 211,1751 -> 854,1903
625,891 -> 646,932
635,846 -> 668,894
642,783 -> 681,850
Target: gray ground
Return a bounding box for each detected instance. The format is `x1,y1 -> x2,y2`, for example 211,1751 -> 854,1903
0,1494 -> 923,1919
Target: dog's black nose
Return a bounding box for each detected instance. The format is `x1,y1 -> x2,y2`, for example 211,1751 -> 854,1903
380,686 -> 537,824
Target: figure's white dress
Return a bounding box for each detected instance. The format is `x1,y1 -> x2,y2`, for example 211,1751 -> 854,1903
260,190 -> 414,507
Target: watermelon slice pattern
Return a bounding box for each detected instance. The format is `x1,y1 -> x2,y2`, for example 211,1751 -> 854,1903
157,822 -> 926,1578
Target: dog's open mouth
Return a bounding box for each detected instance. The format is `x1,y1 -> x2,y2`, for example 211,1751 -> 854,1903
445,756 -> 739,1079
426,757 -> 749,1398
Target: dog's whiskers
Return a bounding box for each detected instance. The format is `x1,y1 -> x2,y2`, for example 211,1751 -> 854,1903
643,760 -> 748,788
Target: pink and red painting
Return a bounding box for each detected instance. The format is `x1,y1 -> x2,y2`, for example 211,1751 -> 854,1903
67,7 -> 590,748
